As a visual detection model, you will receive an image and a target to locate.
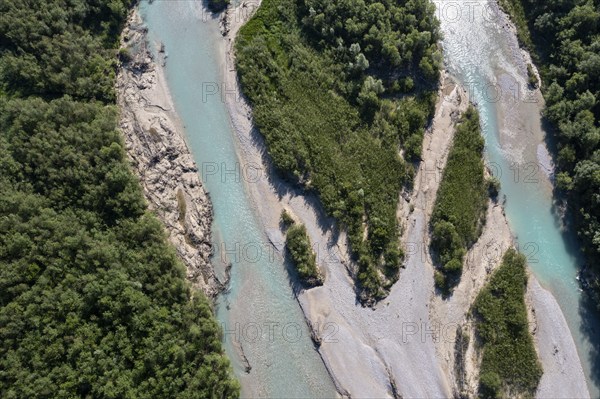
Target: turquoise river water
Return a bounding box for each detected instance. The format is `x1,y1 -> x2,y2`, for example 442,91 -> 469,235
437,0 -> 600,396
140,0 -> 599,397
139,1 -> 337,397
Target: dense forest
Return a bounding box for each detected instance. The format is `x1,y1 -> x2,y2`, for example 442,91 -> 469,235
498,0 -> 600,305
472,249 -> 542,398
0,1 -> 239,397
236,0 -> 441,301
430,107 -> 489,295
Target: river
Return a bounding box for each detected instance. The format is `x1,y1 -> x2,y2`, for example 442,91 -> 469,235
138,0 -> 599,397
436,0 -> 600,396
138,1 -> 337,397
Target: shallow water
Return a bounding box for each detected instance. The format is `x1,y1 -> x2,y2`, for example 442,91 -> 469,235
436,0 -> 600,395
138,1 -> 337,397
138,0 -> 600,396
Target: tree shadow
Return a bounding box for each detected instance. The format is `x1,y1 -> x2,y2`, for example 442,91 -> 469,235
579,291 -> 600,393
539,104 -> 600,393
281,247 -> 309,298
246,120 -> 341,241
200,0 -> 229,15
245,120 -> 362,297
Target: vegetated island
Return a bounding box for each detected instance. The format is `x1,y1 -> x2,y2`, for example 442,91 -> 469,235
235,0 -> 442,303
0,1 -> 238,397
472,248 -> 543,398
281,210 -> 323,287
429,106 -> 490,295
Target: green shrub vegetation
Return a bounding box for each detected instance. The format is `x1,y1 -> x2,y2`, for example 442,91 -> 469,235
430,107 -> 488,294
472,249 -> 542,398
284,223 -> 323,287
498,0 -> 600,308
236,0 -> 441,301
0,1 -> 239,397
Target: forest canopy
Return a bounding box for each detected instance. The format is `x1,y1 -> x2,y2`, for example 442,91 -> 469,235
0,0 -> 239,397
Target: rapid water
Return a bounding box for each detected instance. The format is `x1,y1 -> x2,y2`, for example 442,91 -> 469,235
138,1 -> 337,397
435,0 -> 600,396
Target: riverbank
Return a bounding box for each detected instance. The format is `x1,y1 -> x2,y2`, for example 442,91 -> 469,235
221,1 -> 590,397
430,171 -> 589,397
217,0 -> 590,397
494,3 -> 591,397
117,10 -> 225,299
222,3 -> 459,387
435,0 -> 591,396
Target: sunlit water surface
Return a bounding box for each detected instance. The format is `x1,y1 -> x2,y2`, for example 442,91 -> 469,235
139,0 -> 599,396
436,0 -> 600,395
139,1 -> 338,397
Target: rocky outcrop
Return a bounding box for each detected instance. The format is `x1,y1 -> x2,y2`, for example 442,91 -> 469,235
116,11 -> 225,299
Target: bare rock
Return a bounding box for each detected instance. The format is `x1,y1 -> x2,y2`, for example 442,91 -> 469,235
116,11 -> 224,299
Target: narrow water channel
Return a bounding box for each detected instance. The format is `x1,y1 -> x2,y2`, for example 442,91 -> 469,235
436,1 -> 600,395
139,1 -> 337,397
